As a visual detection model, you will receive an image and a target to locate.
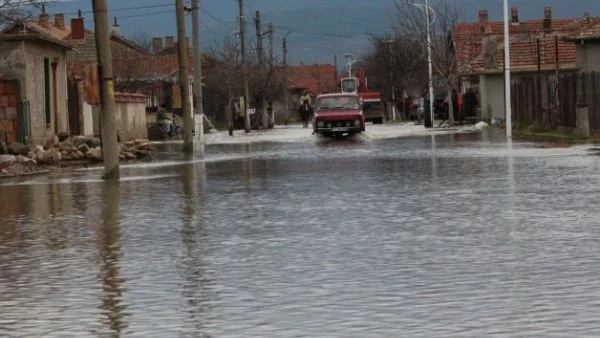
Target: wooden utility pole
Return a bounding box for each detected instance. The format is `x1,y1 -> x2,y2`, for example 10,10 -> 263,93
176,0 -> 194,153
254,11 -> 263,64
92,0 -> 119,180
191,0 -> 205,145
239,0 -> 250,132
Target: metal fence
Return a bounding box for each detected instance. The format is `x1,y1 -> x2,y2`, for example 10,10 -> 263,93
511,72 -> 600,132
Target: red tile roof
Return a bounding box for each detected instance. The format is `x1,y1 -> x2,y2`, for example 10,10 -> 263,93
565,22 -> 600,41
151,52 -> 216,79
287,64 -> 338,95
454,17 -> 597,74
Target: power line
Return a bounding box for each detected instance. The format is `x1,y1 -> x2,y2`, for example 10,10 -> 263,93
82,3 -> 174,14
200,7 -> 235,23
121,10 -> 173,19
272,24 -> 371,38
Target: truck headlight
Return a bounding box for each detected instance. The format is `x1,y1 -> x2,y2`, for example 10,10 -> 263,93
354,119 -> 360,126
317,120 -> 324,128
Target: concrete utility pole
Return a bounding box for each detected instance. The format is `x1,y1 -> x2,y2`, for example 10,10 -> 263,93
503,0 -> 513,139
267,23 -> 275,128
92,0 -> 119,180
239,0 -> 251,132
176,0 -> 194,153
414,1 -> 435,128
255,10 -> 267,128
425,0 -> 434,129
191,0 -> 205,145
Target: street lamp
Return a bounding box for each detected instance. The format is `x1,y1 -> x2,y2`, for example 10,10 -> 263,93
343,53 -> 355,78
413,1 -> 436,128
503,0 -> 513,139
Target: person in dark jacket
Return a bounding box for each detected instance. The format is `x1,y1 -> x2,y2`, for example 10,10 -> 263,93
156,104 -> 174,135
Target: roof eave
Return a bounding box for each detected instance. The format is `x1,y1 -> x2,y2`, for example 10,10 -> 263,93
459,63 -> 578,76
564,36 -> 600,42
0,33 -> 74,49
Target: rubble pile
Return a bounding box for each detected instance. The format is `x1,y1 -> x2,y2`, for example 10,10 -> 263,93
0,136 -> 154,177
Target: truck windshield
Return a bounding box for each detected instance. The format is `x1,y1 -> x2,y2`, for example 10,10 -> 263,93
316,96 -> 360,110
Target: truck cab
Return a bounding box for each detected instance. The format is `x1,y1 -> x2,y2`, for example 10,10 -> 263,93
340,76 -> 384,124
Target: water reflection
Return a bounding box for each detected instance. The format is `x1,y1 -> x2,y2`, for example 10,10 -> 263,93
3,132 -> 600,337
180,151 -> 209,335
431,134 -> 438,182
98,181 -> 129,337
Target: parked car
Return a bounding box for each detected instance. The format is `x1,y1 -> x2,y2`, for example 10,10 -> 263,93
362,100 -> 385,124
312,93 -> 365,137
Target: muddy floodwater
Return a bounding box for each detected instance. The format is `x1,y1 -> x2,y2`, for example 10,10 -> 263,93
2,127 -> 600,337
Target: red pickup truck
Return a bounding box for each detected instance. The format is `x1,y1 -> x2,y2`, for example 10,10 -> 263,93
312,93 -> 365,137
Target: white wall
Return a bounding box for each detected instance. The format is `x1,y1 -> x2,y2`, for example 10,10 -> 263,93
82,102 -> 94,136
479,74 -> 505,120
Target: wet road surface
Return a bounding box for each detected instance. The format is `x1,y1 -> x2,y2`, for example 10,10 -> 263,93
2,127 -> 600,337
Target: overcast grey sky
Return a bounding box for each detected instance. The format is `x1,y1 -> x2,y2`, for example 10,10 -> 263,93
44,0 -> 600,65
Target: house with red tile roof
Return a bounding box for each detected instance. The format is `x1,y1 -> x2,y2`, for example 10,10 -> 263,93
0,13 -> 73,144
273,63 -> 338,122
1,12 -> 161,139
286,64 -> 338,96
565,19 -> 600,72
453,6 -> 593,120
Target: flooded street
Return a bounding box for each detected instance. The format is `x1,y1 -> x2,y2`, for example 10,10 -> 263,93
2,126 -> 600,337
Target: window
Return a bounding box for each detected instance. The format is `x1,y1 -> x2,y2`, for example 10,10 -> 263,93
44,57 -> 51,125
341,78 -> 357,93
316,96 -> 360,110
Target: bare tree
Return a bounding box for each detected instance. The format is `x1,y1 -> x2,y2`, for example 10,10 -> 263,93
0,0 -> 42,27
0,1 -> 45,76
363,35 -> 428,119
128,31 -> 153,51
247,52 -> 285,128
111,35 -> 154,93
204,37 -> 242,129
204,36 -> 285,130
392,0 -> 464,125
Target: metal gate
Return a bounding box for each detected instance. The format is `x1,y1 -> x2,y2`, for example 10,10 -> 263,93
68,76 -> 81,135
0,80 -> 21,143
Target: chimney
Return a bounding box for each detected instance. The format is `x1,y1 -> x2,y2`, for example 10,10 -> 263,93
152,37 -> 164,53
482,26 -> 497,69
111,16 -> 121,36
543,6 -> 552,30
479,9 -> 488,24
583,12 -> 591,25
54,13 -> 65,29
511,7 -> 519,24
71,17 -> 85,40
39,13 -> 50,28
165,36 -> 175,48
